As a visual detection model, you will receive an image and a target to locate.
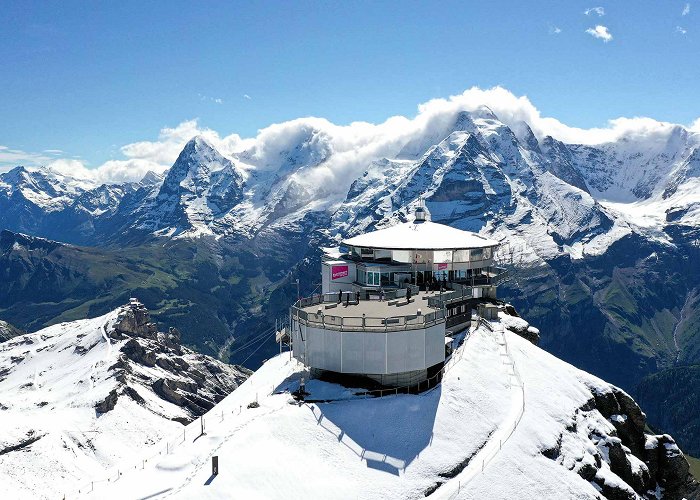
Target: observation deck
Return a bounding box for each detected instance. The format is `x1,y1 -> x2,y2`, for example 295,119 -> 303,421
287,206 -> 506,387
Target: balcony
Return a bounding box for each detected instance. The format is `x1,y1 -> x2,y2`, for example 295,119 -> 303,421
292,292 -> 446,333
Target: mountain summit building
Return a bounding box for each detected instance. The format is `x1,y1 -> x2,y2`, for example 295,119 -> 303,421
289,208 -> 505,387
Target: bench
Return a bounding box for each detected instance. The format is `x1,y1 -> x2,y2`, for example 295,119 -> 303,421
324,303 -> 338,310
387,299 -> 399,306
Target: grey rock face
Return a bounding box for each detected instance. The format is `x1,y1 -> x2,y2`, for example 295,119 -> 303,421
572,385 -> 700,500
0,320 -> 23,343
102,299 -> 252,420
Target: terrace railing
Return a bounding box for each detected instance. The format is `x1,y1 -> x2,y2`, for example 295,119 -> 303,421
292,293 -> 446,333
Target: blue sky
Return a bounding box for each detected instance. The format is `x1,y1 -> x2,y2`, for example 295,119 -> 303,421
1,0 -> 697,170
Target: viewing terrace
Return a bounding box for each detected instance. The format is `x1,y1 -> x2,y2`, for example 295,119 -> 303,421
292,287 -> 479,333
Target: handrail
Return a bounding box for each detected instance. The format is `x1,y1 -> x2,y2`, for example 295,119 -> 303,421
292,306 -> 446,333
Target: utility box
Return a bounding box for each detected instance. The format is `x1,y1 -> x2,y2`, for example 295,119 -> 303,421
212,455 -> 219,476
478,303 -> 500,321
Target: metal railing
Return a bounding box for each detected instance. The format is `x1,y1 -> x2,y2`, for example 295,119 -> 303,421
292,305 -> 446,333
427,283 -> 473,309
442,318 -> 526,500
292,290 -> 444,333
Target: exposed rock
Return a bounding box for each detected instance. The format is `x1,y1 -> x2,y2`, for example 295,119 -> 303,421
545,383 -> 700,500
95,389 -> 119,414
0,320 -> 23,343
152,378 -> 183,406
111,299 -> 158,340
499,308 -> 540,345
122,338 -> 156,367
102,299 -> 251,420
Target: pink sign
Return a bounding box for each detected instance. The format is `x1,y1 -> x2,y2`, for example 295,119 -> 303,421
437,263 -> 448,270
331,265 -> 349,280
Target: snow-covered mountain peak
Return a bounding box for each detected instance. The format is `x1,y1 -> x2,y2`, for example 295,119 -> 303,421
139,170 -> 165,187
0,301 -> 249,498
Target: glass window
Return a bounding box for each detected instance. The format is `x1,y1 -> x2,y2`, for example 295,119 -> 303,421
392,250 -> 411,263
483,247 -> 492,260
433,250 -> 452,263
470,248 -> 483,261
453,249 -> 469,262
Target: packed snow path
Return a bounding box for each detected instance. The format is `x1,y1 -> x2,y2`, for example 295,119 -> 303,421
430,320 -> 525,499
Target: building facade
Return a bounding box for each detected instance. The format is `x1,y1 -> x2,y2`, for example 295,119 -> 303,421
290,208 -> 504,387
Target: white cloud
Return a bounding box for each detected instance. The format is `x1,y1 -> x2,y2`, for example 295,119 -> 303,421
243,94 -> 252,100
676,25 -> 688,34
5,87 -> 694,192
198,93 -> 224,104
0,145 -> 53,168
586,25 -> 613,42
682,3 -> 690,15
584,7 -> 605,16
691,117 -> 700,132
550,26 -> 562,34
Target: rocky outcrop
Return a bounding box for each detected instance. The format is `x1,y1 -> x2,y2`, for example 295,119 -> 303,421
105,299 -> 251,421
0,320 -> 23,343
545,383 -> 700,500
110,299 -> 158,340
500,307 -> 540,345
95,389 -> 119,414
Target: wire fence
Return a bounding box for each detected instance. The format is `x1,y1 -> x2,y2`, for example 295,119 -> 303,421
61,329 -> 283,499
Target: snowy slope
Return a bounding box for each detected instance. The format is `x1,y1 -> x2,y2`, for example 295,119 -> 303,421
0,302 -> 249,500
90,318 -> 698,500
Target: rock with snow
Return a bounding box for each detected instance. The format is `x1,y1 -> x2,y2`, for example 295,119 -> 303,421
0,320 -> 23,343
0,301 -> 250,499
76,320 -> 698,500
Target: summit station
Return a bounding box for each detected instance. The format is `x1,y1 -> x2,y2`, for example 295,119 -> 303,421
287,207 -> 507,387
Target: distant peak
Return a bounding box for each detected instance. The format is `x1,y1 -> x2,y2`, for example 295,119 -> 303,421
186,135 -> 214,150
139,170 -> 164,186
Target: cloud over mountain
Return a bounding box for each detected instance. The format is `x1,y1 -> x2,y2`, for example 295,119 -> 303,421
7,87 -> 700,191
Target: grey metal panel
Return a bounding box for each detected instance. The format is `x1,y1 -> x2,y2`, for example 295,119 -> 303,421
425,323 -> 445,367
363,333 -> 387,374
291,320 -> 306,363
341,331 -> 365,373
298,322 -> 446,376
387,329 -> 427,373
323,329 -> 342,372
386,330 -> 408,374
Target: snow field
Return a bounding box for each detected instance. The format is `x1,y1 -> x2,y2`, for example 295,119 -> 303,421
95,326 -> 514,500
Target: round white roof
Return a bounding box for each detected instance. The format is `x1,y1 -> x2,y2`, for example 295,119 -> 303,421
342,221 -> 498,250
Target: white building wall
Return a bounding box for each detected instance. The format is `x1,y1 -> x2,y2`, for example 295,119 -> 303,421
321,260 -> 356,294
291,319 -> 446,375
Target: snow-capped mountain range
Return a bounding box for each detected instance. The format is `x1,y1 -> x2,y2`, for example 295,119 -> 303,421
0,299 -> 249,499
2,106 -> 700,461
1,107 -> 698,255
